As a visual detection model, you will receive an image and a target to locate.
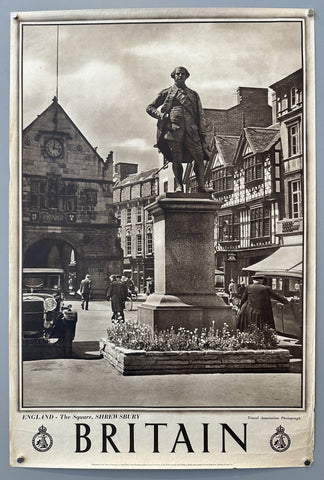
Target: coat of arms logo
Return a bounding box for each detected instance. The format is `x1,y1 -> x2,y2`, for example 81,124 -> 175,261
32,425 -> 53,452
270,425 -> 291,452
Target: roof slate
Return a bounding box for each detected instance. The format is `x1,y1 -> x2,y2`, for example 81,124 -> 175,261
244,126 -> 280,153
215,135 -> 240,166
117,168 -> 159,186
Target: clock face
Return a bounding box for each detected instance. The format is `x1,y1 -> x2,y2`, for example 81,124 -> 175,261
44,138 -> 64,158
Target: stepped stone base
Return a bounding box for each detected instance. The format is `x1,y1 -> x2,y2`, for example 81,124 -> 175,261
137,293 -> 235,333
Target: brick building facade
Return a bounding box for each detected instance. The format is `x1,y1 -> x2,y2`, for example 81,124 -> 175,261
113,164 -> 159,292
22,97 -> 123,297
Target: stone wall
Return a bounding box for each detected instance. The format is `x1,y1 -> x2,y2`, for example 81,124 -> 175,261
100,340 -> 290,376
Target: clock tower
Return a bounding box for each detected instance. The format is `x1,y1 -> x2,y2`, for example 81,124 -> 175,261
22,97 -> 123,297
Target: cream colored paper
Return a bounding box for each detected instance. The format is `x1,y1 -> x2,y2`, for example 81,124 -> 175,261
9,8 -> 315,469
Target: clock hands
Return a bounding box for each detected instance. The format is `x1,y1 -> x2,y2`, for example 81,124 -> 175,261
44,138 -> 63,158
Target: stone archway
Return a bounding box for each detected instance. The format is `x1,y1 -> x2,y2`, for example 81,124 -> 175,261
23,238 -> 80,296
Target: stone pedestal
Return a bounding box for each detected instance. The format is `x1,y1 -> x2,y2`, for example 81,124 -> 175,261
137,193 -> 234,332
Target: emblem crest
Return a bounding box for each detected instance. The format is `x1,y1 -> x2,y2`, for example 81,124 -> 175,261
270,425 -> 291,452
32,425 -> 53,452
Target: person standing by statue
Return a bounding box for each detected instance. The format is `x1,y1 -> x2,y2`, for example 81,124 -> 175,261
146,66 -> 213,193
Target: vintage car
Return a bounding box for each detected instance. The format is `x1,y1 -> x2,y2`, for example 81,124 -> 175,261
22,268 -> 65,341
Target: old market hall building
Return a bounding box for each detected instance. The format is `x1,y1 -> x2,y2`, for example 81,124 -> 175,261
22,97 -> 123,297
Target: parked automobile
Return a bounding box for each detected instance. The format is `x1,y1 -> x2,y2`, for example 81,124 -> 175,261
22,268 -> 65,341
254,271 -> 303,340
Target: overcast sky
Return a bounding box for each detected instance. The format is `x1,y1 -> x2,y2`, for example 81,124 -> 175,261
22,21 -> 302,171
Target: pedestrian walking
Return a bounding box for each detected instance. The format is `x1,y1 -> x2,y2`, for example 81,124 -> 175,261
106,274 -> 128,323
237,274 -> 289,331
228,279 -> 238,304
80,274 -> 91,310
145,277 -> 154,296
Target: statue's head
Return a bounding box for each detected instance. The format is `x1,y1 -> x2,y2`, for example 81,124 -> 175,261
171,66 -> 190,80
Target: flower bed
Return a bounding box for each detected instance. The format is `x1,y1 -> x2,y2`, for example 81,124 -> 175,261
99,322 -> 290,375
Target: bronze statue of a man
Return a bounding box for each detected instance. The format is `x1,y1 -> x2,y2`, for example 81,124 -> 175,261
146,66 -> 212,193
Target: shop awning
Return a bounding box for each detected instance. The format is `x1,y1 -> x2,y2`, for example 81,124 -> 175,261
243,245 -> 303,276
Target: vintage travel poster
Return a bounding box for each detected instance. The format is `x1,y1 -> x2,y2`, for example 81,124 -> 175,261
9,8 -> 315,469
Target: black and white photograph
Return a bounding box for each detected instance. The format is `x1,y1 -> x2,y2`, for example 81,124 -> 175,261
9,7 -> 316,469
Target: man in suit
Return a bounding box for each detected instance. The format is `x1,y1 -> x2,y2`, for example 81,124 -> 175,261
237,274 -> 290,331
106,274 -> 128,323
80,274 -> 91,311
146,66 -> 213,193
55,304 -> 78,357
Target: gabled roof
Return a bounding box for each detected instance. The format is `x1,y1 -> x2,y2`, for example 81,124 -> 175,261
233,126 -> 280,165
244,126 -> 280,153
214,135 -> 240,167
117,168 -> 159,187
23,97 -> 105,165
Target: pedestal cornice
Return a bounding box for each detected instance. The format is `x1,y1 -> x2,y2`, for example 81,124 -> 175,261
146,193 -> 222,217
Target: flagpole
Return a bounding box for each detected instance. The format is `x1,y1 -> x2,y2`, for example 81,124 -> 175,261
56,25 -> 59,100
